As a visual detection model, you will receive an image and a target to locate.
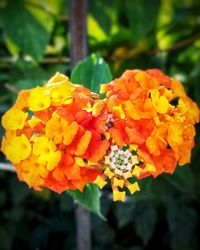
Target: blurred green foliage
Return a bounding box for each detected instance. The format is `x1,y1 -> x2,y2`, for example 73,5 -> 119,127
0,0 -> 200,249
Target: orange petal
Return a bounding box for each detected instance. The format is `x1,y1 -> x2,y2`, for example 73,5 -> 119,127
75,130 -> 92,156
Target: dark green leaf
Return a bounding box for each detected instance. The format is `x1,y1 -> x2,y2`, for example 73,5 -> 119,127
70,53 -> 112,93
125,0 -> 160,44
167,204 -> 198,246
162,165 -> 194,194
68,184 -> 105,220
114,202 -> 136,228
133,202 -> 157,245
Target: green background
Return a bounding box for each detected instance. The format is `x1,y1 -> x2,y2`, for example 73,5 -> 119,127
0,0 -> 200,249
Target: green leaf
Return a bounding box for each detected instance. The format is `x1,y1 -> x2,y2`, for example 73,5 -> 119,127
125,0 -> 160,44
133,202 -> 157,245
89,0 -> 116,36
162,165 -> 194,194
167,204 -> 198,246
0,1 -> 53,60
70,53 -> 112,93
68,184 -> 105,220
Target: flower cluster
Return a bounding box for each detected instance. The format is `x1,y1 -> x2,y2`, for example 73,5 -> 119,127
1,69 -> 199,201
1,73 -> 109,193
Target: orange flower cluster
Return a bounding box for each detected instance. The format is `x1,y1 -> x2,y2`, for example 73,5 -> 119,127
96,69 -> 199,200
1,69 -> 199,201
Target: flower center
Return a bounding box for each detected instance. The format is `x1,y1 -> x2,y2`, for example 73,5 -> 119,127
104,145 -> 139,176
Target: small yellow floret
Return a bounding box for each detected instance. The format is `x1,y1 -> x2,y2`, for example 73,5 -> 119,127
123,171 -> 132,179
113,190 -> 125,202
2,109 -> 28,130
94,176 -> 107,189
113,177 -> 124,188
104,167 -> 114,179
132,166 -> 142,177
127,182 -> 140,194
3,134 -> 31,164
28,87 -> 50,111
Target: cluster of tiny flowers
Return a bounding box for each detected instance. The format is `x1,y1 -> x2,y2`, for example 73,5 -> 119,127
1,69 -> 199,201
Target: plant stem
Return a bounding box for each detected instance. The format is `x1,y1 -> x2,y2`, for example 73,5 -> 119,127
69,0 -> 88,69
69,1 -> 91,250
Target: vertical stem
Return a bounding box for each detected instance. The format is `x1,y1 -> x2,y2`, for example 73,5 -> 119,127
69,0 -> 88,68
69,1 -> 91,250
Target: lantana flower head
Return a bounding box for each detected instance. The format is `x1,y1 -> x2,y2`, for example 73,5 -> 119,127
1,73 -> 109,193
96,69 -> 199,201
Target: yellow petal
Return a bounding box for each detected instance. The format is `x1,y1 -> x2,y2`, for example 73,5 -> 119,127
124,100 -> 141,120
104,167 -> 114,179
46,151 -> 61,171
4,134 -> 31,164
63,121 -> 78,145
156,96 -> 169,114
2,109 -> 28,130
49,81 -> 74,106
75,157 -> 86,166
92,102 -> 104,117
129,144 -> 138,151
83,102 -> 92,112
143,163 -> 156,172
28,87 -> 50,111
132,166 -> 142,177
28,115 -> 41,128
46,115 -> 62,142
47,72 -> 69,85
113,104 -> 125,119
113,177 -> 124,188
123,171 -> 132,179
127,182 -> 140,194
94,175 -> 107,189
104,132 -> 110,140
33,136 -> 49,156
131,155 -> 139,165
113,190 -> 125,202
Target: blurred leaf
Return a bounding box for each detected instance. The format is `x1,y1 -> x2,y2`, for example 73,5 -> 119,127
0,227 -> 11,250
9,178 -> 30,205
133,202 -> 157,245
114,202 -> 136,228
68,184 -> 105,220
29,226 -> 48,250
10,59 -> 48,89
89,0 -> 115,36
162,165 -> 194,194
125,0 -> 160,44
0,1 -> 53,60
26,0 -> 61,15
167,204 -> 198,246
70,53 -> 112,93
93,221 -> 115,245
131,177 -> 164,203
